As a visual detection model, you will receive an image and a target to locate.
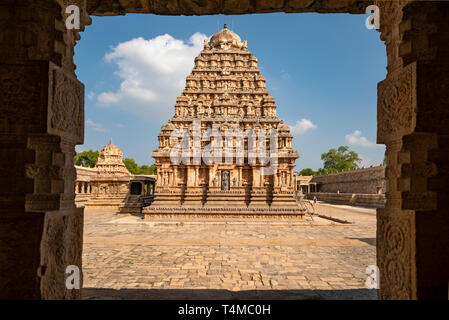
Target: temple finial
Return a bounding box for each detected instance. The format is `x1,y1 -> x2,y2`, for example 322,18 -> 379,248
109,138 -> 113,145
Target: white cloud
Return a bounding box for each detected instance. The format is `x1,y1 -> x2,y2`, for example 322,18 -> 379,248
345,130 -> 377,148
290,119 -> 317,135
359,156 -> 372,167
97,92 -> 119,104
280,69 -> 290,80
86,119 -> 107,132
87,91 -> 95,100
97,32 -> 208,122
75,145 -> 84,153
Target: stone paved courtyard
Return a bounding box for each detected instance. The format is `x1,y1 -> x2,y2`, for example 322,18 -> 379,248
82,203 -> 377,300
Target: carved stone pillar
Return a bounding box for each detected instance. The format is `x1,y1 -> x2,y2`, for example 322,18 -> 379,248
173,167 -> 178,186
238,166 -> 242,186
0,0 -> 89,299
252,167 -> 259,187
194,166 -> 199,187
376,0 -> 449,299
289,167 -> 294,187
186,166 -> 195,187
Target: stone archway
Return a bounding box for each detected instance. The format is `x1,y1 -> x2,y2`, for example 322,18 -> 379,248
0,0 -> 448,300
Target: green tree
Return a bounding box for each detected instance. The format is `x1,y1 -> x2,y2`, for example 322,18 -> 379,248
298,168 -> 317,176
139,164 -> 157,175
320,146 -> 361,172
74,150 -> 99,168
123,158 -> 157,175
123,158 -> 140,174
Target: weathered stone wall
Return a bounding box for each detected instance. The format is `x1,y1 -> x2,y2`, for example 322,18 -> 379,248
311,166 -> 386,194
307,192 -> 386,208
74,166 -> 96,206
75,166 -> 97,180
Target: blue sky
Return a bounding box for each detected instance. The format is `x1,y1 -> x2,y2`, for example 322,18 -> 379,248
75,13 -> 386,171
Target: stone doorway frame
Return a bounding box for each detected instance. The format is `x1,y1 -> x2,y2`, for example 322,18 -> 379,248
1,0 -> 448,300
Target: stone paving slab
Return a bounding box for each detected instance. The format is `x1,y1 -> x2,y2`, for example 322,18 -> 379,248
313,202 -> 377,225
82,205 -> 377,300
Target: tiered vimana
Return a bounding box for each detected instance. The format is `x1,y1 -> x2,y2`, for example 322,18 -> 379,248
145,25 -> 303,219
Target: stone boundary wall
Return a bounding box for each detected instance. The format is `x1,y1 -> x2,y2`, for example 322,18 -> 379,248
74,166 -> 96,206
311,165 -> 386,194
75,165 -> 97,179
307,192 -> 386,208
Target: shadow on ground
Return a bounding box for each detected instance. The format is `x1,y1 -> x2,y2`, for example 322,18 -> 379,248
345,237 -> 376,246
83,288 -> 377,300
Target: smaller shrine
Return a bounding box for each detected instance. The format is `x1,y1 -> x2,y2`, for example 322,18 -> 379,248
75,139 -> 156,209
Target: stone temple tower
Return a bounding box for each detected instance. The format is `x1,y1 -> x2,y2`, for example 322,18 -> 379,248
146,25 -> 302,218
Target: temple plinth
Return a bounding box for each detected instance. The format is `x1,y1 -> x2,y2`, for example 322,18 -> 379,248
145,27 -> 303,218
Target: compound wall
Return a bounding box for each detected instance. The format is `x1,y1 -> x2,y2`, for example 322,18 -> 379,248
311,166 -> 386,194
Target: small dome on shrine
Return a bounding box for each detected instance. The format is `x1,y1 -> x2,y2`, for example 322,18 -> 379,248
95,139 -> 131,176
100,139 -> 123,157
278,123 -> 291,132
161,122 -> 175,131
210,24 -> 242,49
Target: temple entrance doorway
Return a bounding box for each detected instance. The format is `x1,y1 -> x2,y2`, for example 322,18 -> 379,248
79,12 -> 385,300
